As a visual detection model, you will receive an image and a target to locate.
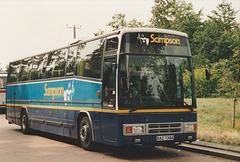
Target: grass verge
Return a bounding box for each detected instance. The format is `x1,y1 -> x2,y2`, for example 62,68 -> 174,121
197,98 -> 240,146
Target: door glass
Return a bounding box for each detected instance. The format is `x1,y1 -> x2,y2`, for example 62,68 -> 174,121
102,57 -> 116,108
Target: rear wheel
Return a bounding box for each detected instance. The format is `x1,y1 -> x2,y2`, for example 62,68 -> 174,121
78,116 -> 94,150
21,110 -> 31,134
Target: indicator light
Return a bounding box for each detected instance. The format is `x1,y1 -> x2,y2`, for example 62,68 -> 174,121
126,126 -> 132,133
194,124 -> 197,131
97,91 -> 101,98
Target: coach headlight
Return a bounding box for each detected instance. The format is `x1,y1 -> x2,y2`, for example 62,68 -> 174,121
123,124 -> 145,136
184,122 -> 197,133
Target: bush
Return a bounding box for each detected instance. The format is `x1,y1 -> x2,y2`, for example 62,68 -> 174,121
184,68 -> 220,98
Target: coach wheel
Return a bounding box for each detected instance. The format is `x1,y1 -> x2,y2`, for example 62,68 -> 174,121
78,116 -> 94,150
21,110 -> 31,134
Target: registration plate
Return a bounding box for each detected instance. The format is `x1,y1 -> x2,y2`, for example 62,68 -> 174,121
156,135 -> 174,141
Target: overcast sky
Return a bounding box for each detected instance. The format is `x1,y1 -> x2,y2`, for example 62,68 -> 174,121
0,0 -> 239,70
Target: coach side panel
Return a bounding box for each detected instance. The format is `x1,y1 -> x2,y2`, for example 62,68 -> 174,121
6,78 -> 102,138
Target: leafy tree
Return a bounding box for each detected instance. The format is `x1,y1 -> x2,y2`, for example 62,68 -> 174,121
107,13 -> 127,30
212,60 -> 235,97
184,68 -> 220,98
150,0 -> 176,29
150,0 -> 202,41
93,29 -> 106,36
5,65 -> 9,73
209,0 -> 238,31
212,26 -> 240,97
192,0 -> 239,64
191,0 -> 240,97
128,18 -> 146,28
231,27 -> 240,82
107,13 -> 146,31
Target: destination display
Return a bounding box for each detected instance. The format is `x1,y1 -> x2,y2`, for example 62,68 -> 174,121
120,32 -> 191,56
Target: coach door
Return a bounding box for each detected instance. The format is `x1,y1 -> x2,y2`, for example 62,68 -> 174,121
101,56 -> 119,142
7,85 -> 16,121
102,57 -> 116,108
7,61 -> 21,121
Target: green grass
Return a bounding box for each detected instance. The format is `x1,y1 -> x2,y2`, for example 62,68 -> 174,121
197,98 -> 240,146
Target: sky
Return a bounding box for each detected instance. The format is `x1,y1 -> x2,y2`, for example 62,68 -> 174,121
0,0 -> 239,70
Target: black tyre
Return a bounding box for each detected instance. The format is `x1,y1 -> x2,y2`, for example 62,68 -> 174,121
21,110 -> 31,134
78,116 -> 94,150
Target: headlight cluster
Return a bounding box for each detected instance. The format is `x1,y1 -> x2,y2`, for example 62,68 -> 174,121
123,124 -> 145,136
123,122 -> 197,136
184,123 -> 197,133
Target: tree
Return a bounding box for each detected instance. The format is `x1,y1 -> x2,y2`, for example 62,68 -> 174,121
93,29 -> 106,37
213,26 -> 240,97
107,13 -> 127,30
127,18 -> 146,28
150,0 -> 202,41
192,0 -> 239,64
209,0 -> 238,31
5,65 -> 9,73
107,13 -> 146,31
150,0 -> 177,29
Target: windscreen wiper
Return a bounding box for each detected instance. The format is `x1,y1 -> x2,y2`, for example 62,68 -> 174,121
129,104 -> 163,112
183,101 -> 194,111
129,107 -> 139,112
184,101 -> 189,107
129,104 -> 144,112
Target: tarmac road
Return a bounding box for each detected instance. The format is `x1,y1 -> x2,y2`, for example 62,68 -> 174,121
0,114 -> 232,162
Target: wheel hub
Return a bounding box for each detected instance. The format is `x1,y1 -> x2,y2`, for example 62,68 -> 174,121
22,115 -> 27,130
80,125 -> 89,142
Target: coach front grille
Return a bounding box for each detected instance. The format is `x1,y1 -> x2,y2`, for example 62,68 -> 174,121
146,122 -> 183,135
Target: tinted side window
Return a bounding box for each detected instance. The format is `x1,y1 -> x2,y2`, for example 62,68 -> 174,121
46,49 -> 67,78
8,61 -> 21,83
66,46 -> 78,76
31,54 -> 48,80
19,58 -> 32,81
76,39 -> 103,79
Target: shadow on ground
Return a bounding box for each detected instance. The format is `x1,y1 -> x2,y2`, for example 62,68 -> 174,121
13,129 -> 184,161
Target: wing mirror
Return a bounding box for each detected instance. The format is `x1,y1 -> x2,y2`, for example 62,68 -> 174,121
205,69 -> 211,80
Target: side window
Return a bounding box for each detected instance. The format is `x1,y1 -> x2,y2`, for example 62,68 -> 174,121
54,49 -> 68,77
75,44 -> 85,76
7,61 -> 21,83
106,37 -> 118,51
46,49 -> 67,78
0,77 -> 7,88
19,57 -> 32,81
31,54 -> 48,80
66,46 -> 78,76
76,39 -> 103,79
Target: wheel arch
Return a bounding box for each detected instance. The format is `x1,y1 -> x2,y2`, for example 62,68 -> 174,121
21,106 -> 29,116
76,111 -> 94,141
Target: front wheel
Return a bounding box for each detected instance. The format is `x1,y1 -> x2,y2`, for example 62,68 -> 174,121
21,110 -> 31,134
78,117 -> 94,150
